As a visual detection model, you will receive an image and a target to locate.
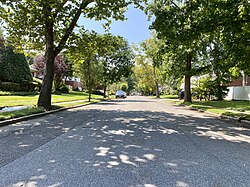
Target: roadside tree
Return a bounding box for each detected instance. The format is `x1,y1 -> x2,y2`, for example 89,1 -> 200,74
69,30 -> 134,100
0,0 -> 146,109
140,35 -> 164,98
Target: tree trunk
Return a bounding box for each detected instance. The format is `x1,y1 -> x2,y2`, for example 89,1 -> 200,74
153,65 -> 160,98
37,51 -> 55,110
37,12 -> 55,110
103,85 -> 107,98
88,89 -> 91,102
87,59 -> 91,102
216,77 -> 223,101
184,53 -> 192,102
155,81 -> 160,98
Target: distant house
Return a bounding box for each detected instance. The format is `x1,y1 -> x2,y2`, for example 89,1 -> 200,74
29,64 -> 44,79
225,75 -> 250,101
29,65 -> 82,91
65,77 -> 83,91
227,76 -> 250,87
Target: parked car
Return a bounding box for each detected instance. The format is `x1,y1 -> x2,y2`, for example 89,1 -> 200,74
116,90 -> 127,99
178,90 -> 185,99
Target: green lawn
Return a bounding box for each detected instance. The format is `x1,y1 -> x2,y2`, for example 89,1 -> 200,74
191,100 -> 250,111
0,91 -> 103,107
0,107 -> 45,121
159,95 -> 250,121
184,100 -> 250,121
160,94 -> 179,99
0,91 -> 104,121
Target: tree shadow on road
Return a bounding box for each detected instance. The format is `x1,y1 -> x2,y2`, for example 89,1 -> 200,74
1,108 -> 250,187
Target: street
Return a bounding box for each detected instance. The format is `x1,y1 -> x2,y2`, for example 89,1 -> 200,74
0,96 -> 250,187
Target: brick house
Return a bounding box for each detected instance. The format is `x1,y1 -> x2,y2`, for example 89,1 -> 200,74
227,76 -> 250,87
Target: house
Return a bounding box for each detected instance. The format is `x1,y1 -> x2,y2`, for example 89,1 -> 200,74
29,65 -> 82,91
65,77 -> 83,91
225,75 -> 250,101
29,64 -> 45,79
227,76 -> 250,87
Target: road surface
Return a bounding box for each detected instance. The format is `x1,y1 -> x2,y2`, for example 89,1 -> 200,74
0,96 -> 250,187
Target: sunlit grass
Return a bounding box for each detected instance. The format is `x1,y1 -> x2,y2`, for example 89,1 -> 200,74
0,91 -> 103,107
184,100 -> 250,120
0,107 -> 45,121
0,92 -> 104,121
160,94 -> 179,99
162,98 -> 250,121
191,100 -> 250,111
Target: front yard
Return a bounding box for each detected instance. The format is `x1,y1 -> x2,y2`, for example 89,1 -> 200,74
0,91 -> 103,107
161,95 -> 250,121
0,91 -> 104,121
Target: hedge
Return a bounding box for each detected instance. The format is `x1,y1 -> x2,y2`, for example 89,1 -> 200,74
0,45 -> 32,83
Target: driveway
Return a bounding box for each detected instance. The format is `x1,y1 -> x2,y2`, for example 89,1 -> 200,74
0,96 -> 250,187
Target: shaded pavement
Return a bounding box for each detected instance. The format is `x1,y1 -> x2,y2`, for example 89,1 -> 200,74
0,96 -> 250,187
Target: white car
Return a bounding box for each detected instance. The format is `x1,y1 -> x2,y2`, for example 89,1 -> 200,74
115,90 -> 127,99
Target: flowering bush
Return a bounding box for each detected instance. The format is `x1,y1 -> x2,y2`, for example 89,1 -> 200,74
34,54 -> 67,91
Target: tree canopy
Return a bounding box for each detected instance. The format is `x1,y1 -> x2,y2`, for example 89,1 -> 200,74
69,30 -> 134,98
147,0 -> 250,101
0,0 -> 146,109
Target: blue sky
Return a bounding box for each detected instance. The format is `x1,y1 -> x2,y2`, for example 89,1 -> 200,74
77,6 -> 152,45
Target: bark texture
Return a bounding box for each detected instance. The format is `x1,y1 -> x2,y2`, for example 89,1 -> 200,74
184,53 -> 192,102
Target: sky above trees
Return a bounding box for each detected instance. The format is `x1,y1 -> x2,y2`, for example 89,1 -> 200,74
77,6 -> 152,44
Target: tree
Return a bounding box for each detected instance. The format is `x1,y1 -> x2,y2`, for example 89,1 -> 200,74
120,83 -> 128,92
206,35 -> 233,100
133,54 -> 155,95
101,37 -> 134,98
34,54 -> 68,92
179,0 -> 250,99
69,30 -> 104,101
74,55 -> 102,102
69,30 -> 134,99
148,0 -> 214,102
0,0 -> 146,109
148,1 -> 196,102
140,35 -> 164,98
0,28 -> 4,46
188,0 -> 250,74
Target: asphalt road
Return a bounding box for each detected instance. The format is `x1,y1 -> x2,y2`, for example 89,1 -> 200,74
1,96 -> 250,187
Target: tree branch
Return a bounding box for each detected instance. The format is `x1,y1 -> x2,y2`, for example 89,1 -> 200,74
55,0 -> 92,55
170,0 -> 181,10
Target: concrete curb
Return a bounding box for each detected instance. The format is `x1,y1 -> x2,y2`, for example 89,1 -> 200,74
0,100 -> 105,127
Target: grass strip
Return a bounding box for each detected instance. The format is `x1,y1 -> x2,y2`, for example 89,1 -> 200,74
160,95 -> 250,121
0,91 -> 103,107
0,107 -> 45,121
160,95 -> 179,99
0,99 -> 104,121
180,101 -> 250,121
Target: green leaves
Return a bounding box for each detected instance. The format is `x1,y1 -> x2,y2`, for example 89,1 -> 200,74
67,30 -> 134,91
0,45 -> 32,83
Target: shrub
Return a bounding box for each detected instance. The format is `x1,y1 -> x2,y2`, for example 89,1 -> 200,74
0,91 -> 38,96
120,83 -> 128,92
0,46 -> 32,83
192,77 -> 228,101
0,81 -> 38,92
58,84 -> 69,93
109,90 -> 115,95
